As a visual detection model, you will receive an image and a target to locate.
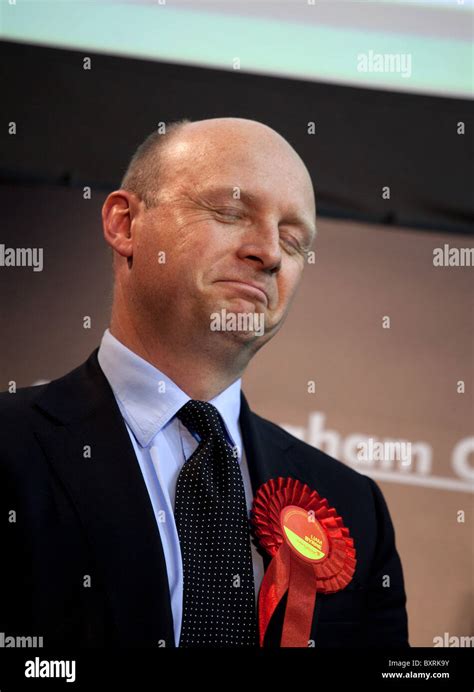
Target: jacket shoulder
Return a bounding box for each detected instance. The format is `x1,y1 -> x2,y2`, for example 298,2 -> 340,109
0,382 -> 49,419
0,353 -> 96,428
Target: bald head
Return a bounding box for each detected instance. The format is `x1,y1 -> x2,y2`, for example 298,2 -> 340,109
163,117 -> 310,177
121,118 -> 316,232
120,118 -> 191,208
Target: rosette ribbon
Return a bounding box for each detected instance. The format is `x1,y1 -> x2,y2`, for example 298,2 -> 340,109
251,476 -> 356,647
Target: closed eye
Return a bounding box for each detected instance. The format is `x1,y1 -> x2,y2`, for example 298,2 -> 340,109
280,235 -> 306,255
214,209 -> 243,222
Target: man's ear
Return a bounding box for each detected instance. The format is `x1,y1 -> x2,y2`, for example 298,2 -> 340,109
102,189 -> 142,258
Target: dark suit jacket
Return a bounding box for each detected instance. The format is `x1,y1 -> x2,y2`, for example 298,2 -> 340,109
0,349 -> 409,648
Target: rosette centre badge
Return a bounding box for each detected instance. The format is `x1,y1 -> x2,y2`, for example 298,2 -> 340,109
280,505 -> 329,563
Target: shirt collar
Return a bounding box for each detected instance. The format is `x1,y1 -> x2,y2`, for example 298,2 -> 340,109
97,328 -> 242,454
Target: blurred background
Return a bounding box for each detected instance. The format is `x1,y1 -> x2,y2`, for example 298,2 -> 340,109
1,0 -> 473,646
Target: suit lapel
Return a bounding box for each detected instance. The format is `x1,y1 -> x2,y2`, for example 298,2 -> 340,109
34,349 -> 175,647
239,391 -> 295,495
239,392 -> 334,500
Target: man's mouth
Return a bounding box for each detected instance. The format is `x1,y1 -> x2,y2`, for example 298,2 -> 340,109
215,279 -> 268,307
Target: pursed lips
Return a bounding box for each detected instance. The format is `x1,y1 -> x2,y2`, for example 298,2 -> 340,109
216,279 -> 269,306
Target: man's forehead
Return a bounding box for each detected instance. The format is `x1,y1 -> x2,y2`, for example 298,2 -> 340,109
167,130 -> 312,186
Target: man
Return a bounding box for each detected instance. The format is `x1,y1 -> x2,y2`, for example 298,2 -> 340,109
0,118 -> 409,648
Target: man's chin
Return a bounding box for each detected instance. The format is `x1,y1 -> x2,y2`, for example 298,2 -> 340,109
218,296 -> 266,313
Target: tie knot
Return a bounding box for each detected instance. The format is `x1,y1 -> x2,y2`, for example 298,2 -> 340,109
176,400 -> 227,442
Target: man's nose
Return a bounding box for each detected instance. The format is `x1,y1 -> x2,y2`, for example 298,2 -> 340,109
236,226 -> 282,273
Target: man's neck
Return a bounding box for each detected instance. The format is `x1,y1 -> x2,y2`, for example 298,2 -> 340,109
108,320 -> 250,401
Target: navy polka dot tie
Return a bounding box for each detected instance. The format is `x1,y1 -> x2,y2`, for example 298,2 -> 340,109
174,400 -> 258,647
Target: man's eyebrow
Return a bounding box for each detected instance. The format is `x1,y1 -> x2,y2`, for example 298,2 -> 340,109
198,185 -> 316,242
198,185 -> 257,206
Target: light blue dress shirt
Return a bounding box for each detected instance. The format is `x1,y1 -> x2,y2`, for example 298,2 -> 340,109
97,328 -> 264,646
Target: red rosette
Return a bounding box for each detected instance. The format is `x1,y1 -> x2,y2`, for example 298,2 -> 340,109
251,477 -> 357,647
